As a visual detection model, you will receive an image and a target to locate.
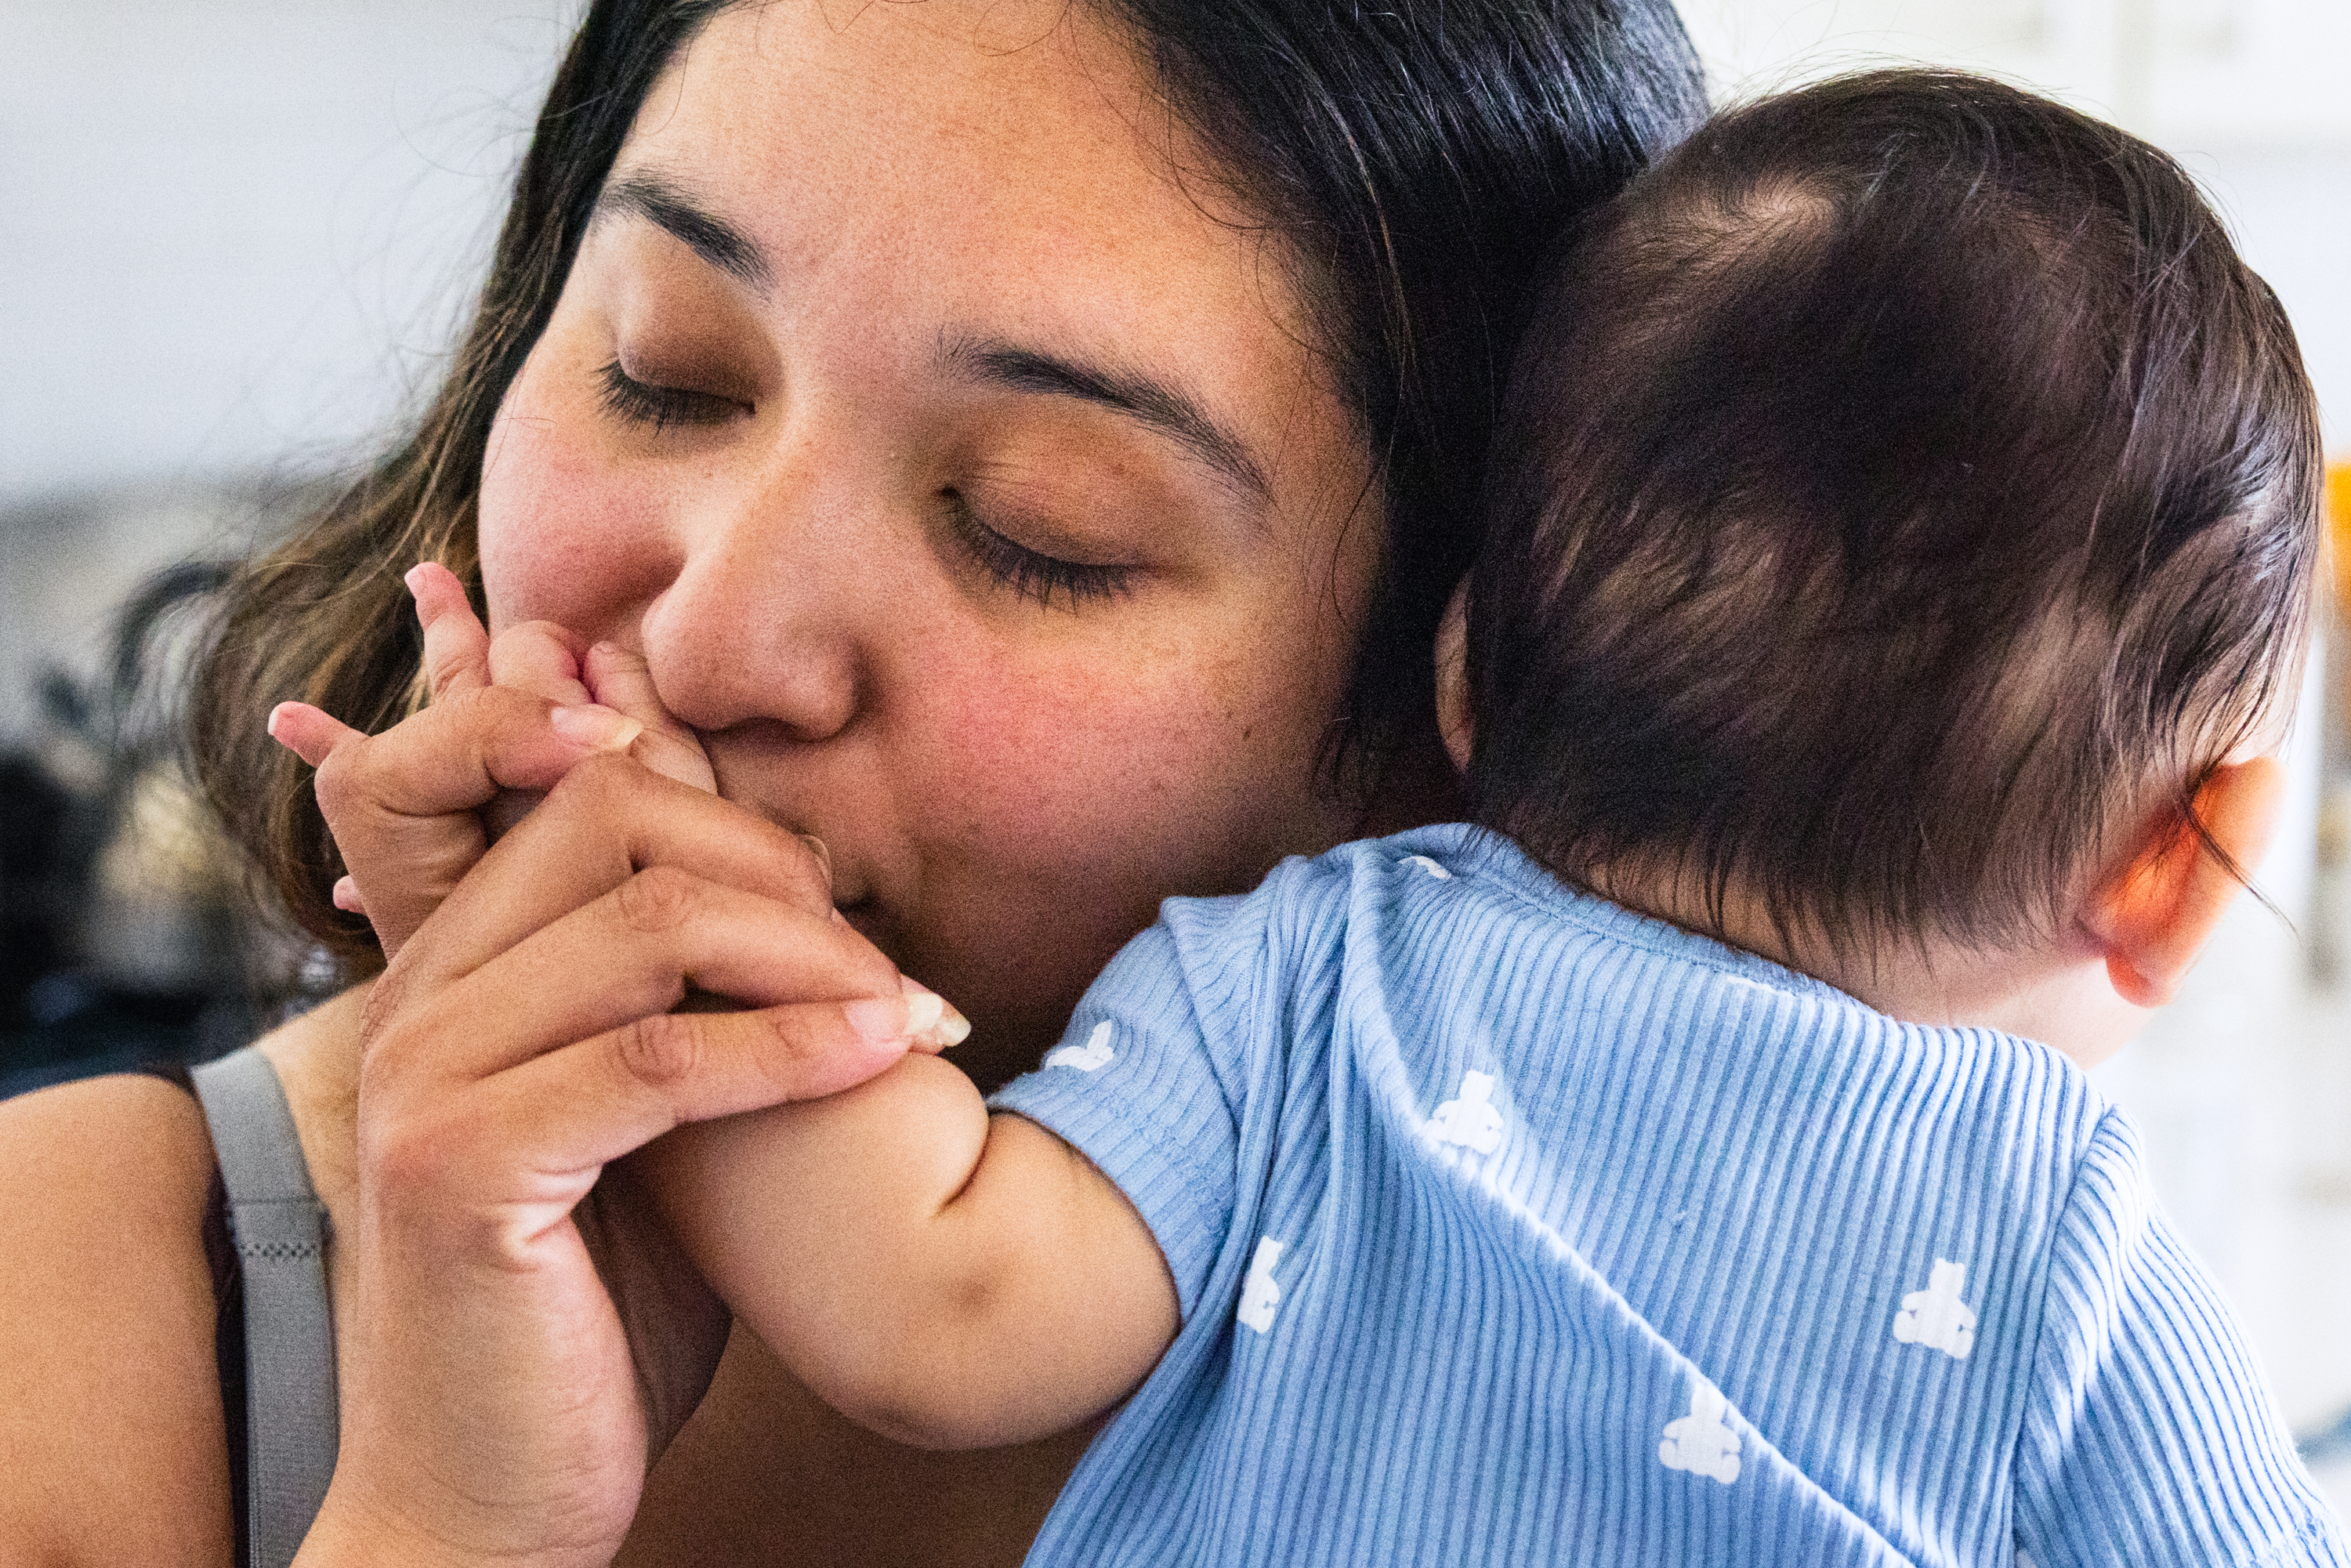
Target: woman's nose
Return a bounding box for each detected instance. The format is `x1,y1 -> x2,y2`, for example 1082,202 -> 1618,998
636,449 -> 871,742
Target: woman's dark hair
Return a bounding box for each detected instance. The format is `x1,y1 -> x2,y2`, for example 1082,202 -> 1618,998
190,0 -> 1706,966
1468,71 -> 2322,955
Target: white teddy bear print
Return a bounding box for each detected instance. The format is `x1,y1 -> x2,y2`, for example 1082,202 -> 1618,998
1237,1237 -> 1285,1334
1893,1258 -> 1976,1360
1429,1070 -> 1507,1155
1658,1378 -> 1742,1484
1045,1019 -> 1116,1073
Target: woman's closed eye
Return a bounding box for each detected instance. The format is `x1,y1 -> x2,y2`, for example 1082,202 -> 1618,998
942,487 -> 1136,613
597,360 -> 747,433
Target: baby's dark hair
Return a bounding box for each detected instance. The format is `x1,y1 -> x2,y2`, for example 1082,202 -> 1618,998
1465,70 -> 2320,956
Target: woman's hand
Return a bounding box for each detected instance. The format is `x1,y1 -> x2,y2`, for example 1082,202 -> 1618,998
277,568 -> 962,1566
281,565 -> 763,1463
279,565 -> 752,1491
270,561 -> 716,962
296,751 -> 958,1567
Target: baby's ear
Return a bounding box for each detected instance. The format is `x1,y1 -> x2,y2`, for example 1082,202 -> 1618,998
1434,579 -> 1473,777
2085,756 -> 2284,1008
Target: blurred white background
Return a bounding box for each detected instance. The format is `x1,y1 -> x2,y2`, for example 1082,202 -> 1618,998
1,1 -> 576,731
2,1 -> 572,498
3,0 -> 2349,1499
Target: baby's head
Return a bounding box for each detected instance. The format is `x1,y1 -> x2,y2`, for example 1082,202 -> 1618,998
1454,71 -> 2320,1048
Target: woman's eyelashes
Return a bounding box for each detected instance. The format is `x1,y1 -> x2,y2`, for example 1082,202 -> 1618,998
594,356 -> 1139,614
942,488 -> 1136,612
596,359 -> 745,433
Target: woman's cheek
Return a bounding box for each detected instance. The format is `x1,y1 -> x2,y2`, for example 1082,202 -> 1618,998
923,621 -> 1324,888
477,366 -> 677,639
894,671 -> 1236,1062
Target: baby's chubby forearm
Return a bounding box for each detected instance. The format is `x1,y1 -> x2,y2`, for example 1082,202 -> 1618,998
640,1052 -> 1179,1450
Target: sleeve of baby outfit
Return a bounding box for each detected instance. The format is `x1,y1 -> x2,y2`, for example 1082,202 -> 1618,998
988,892 -> 1271,1323
2013,1105 -> 2350,1568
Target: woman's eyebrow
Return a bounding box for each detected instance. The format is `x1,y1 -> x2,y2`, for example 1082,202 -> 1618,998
940,335 -> 1272,503
594,171 -> 773,293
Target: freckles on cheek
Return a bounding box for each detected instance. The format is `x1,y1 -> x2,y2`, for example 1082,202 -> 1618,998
917,645 -> 1288,869
953,675 -> 1170,819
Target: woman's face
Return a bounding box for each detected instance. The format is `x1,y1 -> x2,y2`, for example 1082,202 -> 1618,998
479,0 -> 1382,1079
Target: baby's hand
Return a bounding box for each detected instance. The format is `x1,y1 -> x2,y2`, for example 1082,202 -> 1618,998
268,562 -> 716,961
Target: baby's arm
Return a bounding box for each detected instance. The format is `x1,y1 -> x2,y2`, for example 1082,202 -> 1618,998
639,1054 -> 1180,1451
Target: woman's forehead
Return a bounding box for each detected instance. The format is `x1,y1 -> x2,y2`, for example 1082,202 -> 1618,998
621,1 -> 1266,340
606,0 -> 1359,517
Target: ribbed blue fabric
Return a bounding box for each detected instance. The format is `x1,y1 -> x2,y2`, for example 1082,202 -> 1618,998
989,824 -> 2347,1567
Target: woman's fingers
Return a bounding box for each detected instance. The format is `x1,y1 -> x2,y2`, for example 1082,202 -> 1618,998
392,754 -> 846,990
585,639 -> 718,793
423,995 -> 954,1195
407,561 -> 492,702
302,687 -> 643,956
476,620 -> 603,838
374,862 -> 927,1085
310,686 -> 636,822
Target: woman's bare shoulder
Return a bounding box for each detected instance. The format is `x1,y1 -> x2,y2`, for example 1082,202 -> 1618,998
0,1070 -> 234,1564
0,981 -> 367,1566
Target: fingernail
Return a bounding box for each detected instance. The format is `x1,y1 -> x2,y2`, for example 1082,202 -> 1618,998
404,563 -> 433,597
797,833 -> 832,882
897,977 -> 970,1050
266,703 -> 288,740
550,704 -> 644,752
906,989 -> 944,1037
846,993 -> 925,1044
928,999 -> 972,1050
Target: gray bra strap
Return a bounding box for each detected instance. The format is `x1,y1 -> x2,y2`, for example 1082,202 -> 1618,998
190,1046 -> 340,1568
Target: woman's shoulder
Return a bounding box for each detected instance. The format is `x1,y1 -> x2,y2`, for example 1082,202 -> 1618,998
0,1068 -> 235,1563
0,983 -> 366,1565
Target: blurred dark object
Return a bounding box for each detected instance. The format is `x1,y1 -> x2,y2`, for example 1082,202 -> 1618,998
2301,1404 -> 2351,1467
1,747 -> 81,993
2,559 -> 311,1099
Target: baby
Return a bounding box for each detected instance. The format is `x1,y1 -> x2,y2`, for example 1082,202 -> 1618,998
292,71 -> 2343,1566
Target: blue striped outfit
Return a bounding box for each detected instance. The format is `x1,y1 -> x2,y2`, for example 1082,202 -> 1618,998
989,824 -> 2346,1566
